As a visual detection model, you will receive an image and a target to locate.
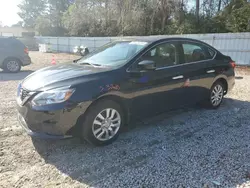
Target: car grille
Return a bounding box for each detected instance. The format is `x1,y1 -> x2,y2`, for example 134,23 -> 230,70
21,89 -> 29,101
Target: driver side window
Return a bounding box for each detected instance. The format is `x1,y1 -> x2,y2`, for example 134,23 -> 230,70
139,42 -> 178,69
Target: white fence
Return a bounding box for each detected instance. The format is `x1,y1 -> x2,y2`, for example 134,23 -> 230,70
35,33 -> 250,65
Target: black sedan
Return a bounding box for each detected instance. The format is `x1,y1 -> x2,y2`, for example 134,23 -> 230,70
17,37 -> 235,146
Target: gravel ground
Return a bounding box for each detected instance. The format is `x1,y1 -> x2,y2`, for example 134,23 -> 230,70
0,52 -> 250,188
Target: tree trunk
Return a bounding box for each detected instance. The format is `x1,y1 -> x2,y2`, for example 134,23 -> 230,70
150,10 -> 156,34
218,0 -> 222,12
161,15 -> 167,33
179,0 -> 184,25
105,0 -> 108,27
196,0 -> 200,23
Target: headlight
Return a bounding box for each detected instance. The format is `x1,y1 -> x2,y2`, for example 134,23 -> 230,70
32,88 -> 75,106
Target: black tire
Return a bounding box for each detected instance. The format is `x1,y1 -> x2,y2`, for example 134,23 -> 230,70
81,100 -> 124,146
204,81 -> 225,109
3,58 -> 21,73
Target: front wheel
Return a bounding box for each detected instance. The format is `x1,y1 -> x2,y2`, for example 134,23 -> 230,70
81,100 -> 124,146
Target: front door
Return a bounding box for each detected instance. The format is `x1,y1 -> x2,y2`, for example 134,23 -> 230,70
128,41 -> 187,118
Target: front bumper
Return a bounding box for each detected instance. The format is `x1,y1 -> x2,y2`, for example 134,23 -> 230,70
18,113 -> 71,139
17,99 -> 91,139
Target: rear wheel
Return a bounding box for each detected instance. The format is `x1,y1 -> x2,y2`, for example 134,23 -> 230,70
205,81 -> 225,109
81,100 -> 123,146
3,58 -> 21,73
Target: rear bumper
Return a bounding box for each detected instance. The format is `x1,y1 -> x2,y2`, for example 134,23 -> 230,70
227,76 -> 235,92
20,55 -> 32,66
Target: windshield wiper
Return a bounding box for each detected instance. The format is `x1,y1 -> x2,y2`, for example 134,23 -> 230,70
73,58 -> 82,63
78,62 -> 102,67
92,63 -> 102,66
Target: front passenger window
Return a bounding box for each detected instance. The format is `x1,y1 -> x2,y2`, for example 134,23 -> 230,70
140,42 -> 177,69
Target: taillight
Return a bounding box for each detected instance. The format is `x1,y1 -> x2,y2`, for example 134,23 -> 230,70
24,47 -> 29,54
230,61 -> 236,69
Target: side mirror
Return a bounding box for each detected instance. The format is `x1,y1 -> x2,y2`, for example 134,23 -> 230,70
138,60 -> 156,70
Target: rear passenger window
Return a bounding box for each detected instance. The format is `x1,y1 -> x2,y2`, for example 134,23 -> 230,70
182,43 -> 215,63
208,48 -> 215,57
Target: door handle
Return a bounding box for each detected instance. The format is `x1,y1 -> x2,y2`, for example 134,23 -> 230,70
172,75 -> 184,80
207,70 -> 215,73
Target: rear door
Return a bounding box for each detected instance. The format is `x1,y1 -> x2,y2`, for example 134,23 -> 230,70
178,41 -> 218,104
127,41 -> 188,118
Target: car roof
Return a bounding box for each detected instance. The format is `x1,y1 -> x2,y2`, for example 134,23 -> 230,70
0,37 -> 25,46
0,37 -> 19,41
0,36 -> 15,39
116,36 -> 206,43
116,36 -> 217,51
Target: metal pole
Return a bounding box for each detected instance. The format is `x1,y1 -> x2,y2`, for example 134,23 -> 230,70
68,38 -> 70,53
57,37 -> 59,52
212,36 -> 215,46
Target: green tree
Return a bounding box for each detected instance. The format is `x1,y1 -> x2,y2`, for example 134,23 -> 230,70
48,0 -> 72,27
11,21 -> 24,27
35,16 -> 52,36
226,0 -> 250,32
18,0 -> 47,27
17,0 -> 250,36
215,0 -> 250,32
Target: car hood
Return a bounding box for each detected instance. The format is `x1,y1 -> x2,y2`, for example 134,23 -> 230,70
22,63 -> 109,91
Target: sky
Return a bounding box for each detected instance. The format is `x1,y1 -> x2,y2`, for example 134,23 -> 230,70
0,0 -> 22,26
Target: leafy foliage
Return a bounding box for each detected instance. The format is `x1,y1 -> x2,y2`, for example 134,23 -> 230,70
18,0 -> 47,28
17,0 -> 250,36
224,0 -> 250,32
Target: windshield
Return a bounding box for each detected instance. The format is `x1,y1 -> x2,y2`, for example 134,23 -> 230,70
77,41 -> 148,66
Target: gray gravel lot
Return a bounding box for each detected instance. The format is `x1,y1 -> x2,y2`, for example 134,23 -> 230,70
0,52 -> 250,188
